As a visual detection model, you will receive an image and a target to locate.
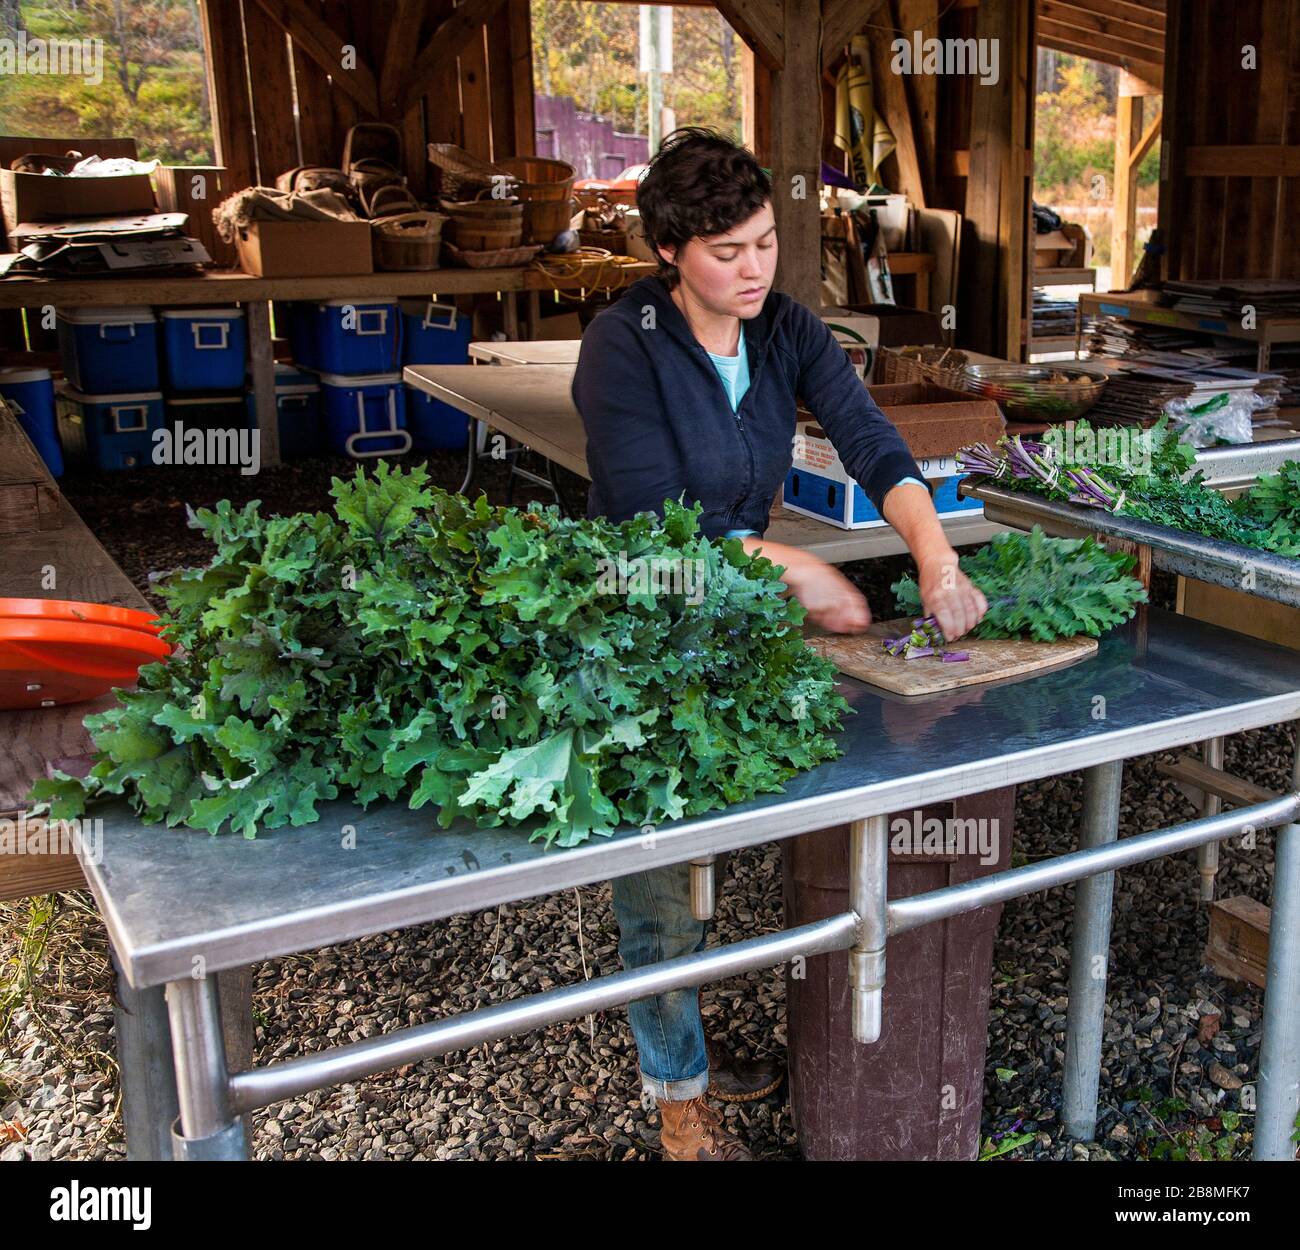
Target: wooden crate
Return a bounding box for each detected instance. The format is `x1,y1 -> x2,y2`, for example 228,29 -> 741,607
1205,895 -> 1270,990
1177,577 -> 1300,652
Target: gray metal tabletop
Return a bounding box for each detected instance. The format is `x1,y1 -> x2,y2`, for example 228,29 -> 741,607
403,362 -> 1007,560
80,608 -> 1300,991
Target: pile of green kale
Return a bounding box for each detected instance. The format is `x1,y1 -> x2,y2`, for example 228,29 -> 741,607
30,464 -> 847,845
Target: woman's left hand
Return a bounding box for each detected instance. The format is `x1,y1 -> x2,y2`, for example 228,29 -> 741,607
918,552 -> 988,641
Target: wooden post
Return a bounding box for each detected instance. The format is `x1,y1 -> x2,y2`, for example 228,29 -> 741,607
961,0 -> 1033,359
1111,71 -> 1162,292
741,43 -> 772,166
771,0 -> 822,309
246,301 -> 281,469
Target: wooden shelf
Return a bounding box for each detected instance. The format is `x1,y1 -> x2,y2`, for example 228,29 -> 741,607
1077,290 -> 1300,346
1033,267 -> 1097,288
0,262 -> 657,309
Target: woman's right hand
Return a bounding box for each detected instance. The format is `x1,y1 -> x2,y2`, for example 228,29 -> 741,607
738,538 -> 871,633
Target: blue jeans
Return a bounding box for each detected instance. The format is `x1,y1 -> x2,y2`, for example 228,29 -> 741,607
609,856 -> 727,1101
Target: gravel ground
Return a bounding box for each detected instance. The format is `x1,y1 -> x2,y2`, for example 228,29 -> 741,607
1,452 -> 1294,1162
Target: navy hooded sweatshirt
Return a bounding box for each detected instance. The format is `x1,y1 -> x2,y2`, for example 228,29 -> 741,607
571,274 -> 926,539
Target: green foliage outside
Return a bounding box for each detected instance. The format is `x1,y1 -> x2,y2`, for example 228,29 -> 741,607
531,1 -> 742,143
0,0 -> 213,164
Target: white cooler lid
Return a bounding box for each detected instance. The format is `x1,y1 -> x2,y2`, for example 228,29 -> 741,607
62,387 -> 163,403
316,371 -> 402,386
158,307 -> 244,320
0,365 -> 52,384
314,297 -> 398,308
57,306 -> 158,324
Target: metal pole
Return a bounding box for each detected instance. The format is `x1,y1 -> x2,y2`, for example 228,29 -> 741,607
231,912 -> 856,1114
689,855 -> 716,921
1062,760 -> 1124,1141
1196,736 -> 1225,901
849,815 -> 888,1044
888,792 -> 1299,934
1254,724 -> 1300,1161
165,975 -> 247,1160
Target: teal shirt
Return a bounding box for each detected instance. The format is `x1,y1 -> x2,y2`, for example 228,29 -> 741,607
706,335 -> 752,413
706,333 -> 924,540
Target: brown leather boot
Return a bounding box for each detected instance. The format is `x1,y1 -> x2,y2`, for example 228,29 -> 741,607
705,1035 -> 784,1103
658,1095 -> 752,1160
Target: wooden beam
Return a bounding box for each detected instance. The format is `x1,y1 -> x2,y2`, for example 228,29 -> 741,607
403,0 -> 508,112
1184,144 -> 1300,178
1037,30 -> 1162,85
897,0 -> 938,203
821,0 -> 887,71
250,0 -> 381,118
1132,107 -> 1161,165
716,0 -> 785,71
740,40 -> 772,165
243,0 -> 300,183
1038,0 -> 1165,48
771,0 -> 821,306
379,0 -> 428,116
863,8 -> 927,208
1111,91 -> 1140,290
1038,17 -> 1164,73
199,0 -> 257,192
507,0 -> 536,159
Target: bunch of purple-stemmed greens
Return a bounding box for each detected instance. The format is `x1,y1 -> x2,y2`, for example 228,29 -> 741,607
882,616 -> 970,663
957,435 -> 1126,512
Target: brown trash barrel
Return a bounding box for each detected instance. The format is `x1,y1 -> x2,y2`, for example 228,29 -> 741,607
782,785 -> 1015,1160
496,157 -> 575,245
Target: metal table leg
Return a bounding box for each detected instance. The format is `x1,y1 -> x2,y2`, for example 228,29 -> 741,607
110,948 -> 179,1161
1254,725 -> 1300,1160
850,815 -> 888,1043
1062,759 -> 1124,1140
165,975 -> 247,1160
1196,737 -> 1225,901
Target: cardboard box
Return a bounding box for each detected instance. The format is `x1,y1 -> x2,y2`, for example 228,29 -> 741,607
840,303 -> 943,349
234,219 -> 373,277
783,383 -> 1004,530
0,169 -> 155,235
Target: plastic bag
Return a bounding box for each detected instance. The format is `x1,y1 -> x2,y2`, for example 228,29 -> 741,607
1165,390 -> 1268,447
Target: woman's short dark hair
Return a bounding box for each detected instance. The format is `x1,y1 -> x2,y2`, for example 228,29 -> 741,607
636,127 -> 772,289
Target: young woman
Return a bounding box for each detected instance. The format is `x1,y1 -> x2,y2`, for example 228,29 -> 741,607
571,128 -> 988,1160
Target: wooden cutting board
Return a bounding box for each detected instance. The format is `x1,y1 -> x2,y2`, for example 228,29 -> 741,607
805,617 -> 1098,696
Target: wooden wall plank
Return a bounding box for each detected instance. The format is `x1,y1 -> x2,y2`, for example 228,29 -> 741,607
291,12 -> 337,169
487,0 -> 515,161
200,0 -> 257,192
507,0 -> 537,159
243,0 -> 301,184
460,25 -> 493,161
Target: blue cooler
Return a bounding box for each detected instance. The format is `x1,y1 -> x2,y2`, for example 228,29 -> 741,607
57,306 -> 160,393
246,363 -> 322,460
296,298 -> 400,375
159,307 -> 247,391
400,299 -> 472,365
62,388 -> 165,472
405,386 -> 470,450
318,371 -> 410,458
164,391 -> 251,434
285,302 -> 317,371
400,299 -> 472,450
0,366 -> 63,476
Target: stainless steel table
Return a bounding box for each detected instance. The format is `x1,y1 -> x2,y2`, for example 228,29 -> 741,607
404,362 -> 1008,562
75,609 -> 1300,1160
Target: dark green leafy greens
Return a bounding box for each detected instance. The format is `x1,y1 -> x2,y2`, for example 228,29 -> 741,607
960,418 -> 1295,554
1233,461 -> 1300,557
892,526 -> 1148,642
29,463 -> 848,845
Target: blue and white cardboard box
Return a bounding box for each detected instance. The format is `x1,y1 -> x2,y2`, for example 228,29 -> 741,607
781,420 -> 983,530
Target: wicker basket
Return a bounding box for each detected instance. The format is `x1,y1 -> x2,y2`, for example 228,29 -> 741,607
495,156 -> 575,245
443,241 -> 543,269
427,142 -> 515,201
440,196 -> 524,250
875,345 -> 971,390
371,211 -> 445,271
